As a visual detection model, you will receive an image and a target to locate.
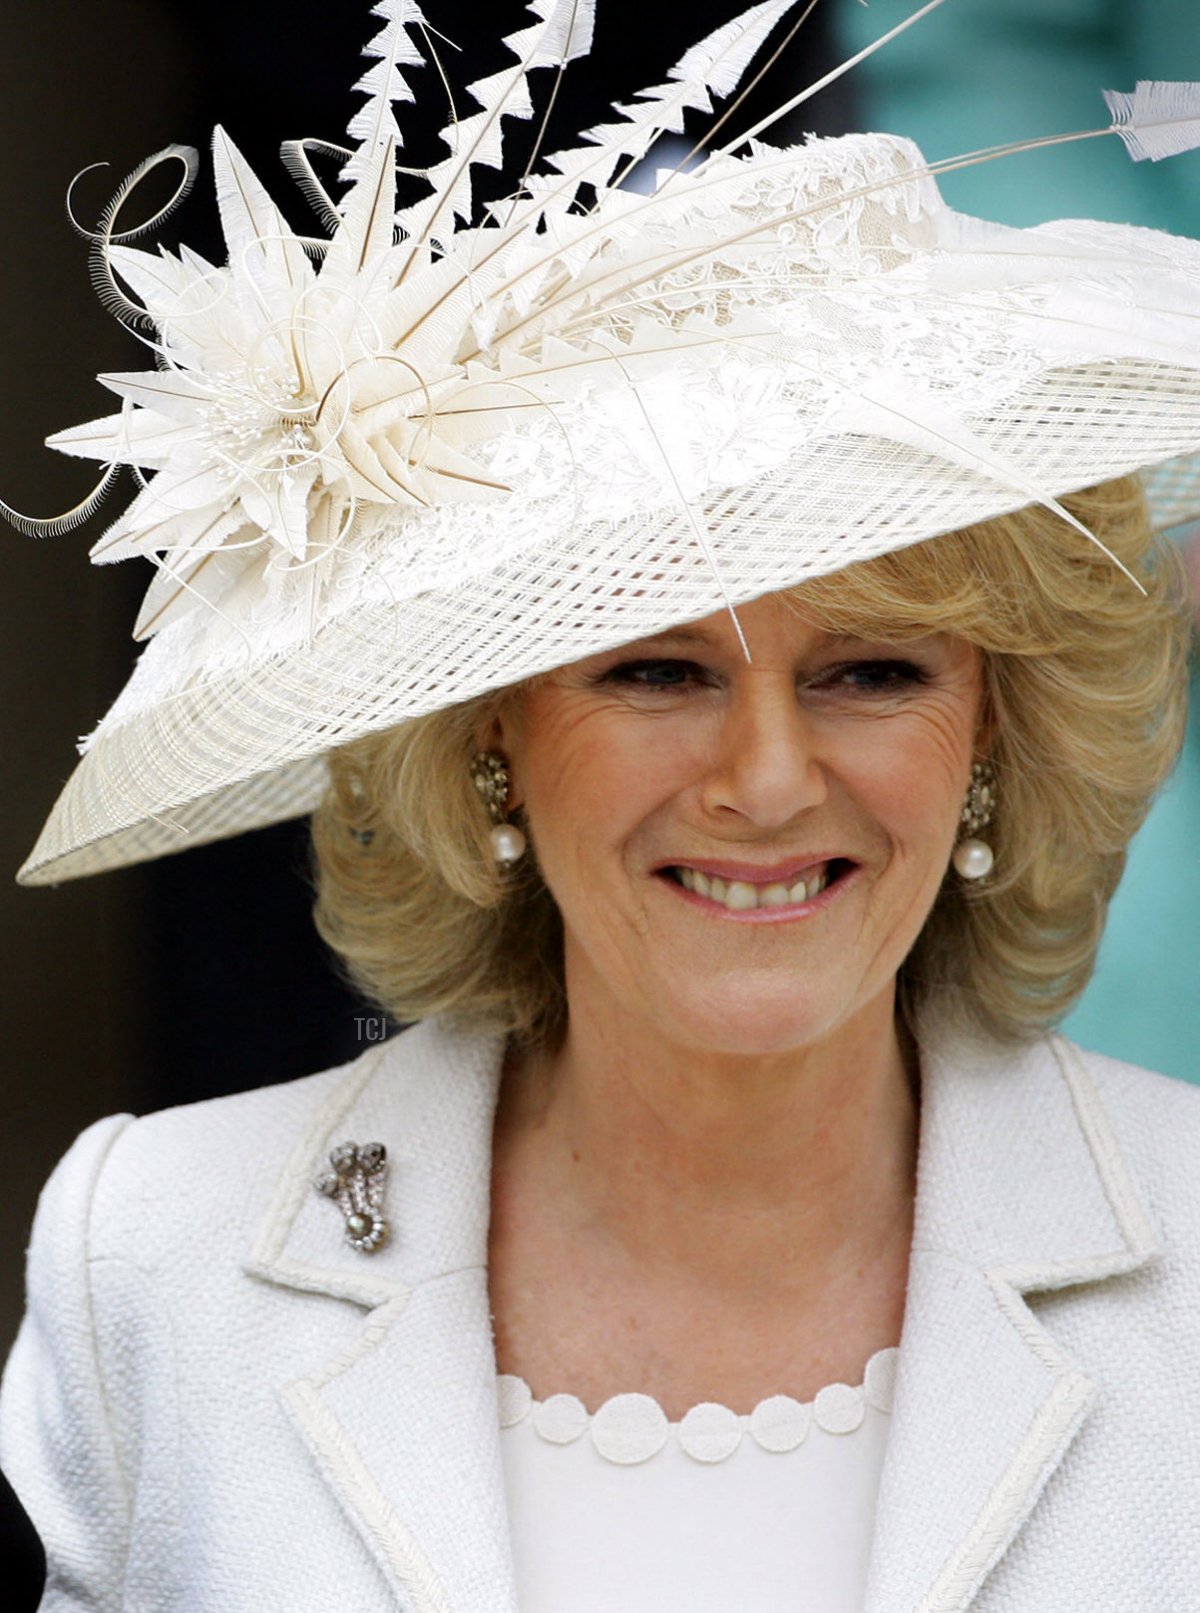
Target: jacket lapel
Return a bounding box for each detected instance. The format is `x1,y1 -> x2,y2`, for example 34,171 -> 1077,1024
244,1020 -> 516,1613
862,1017 -> 1161,1613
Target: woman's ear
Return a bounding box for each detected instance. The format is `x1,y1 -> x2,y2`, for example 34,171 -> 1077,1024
973,665 -> 998,761
483,706 -> 524,812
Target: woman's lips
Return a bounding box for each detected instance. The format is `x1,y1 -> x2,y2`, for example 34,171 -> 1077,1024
657,858 -> 856,919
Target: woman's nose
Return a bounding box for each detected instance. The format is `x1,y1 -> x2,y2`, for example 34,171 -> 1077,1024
699,676 -> 828,829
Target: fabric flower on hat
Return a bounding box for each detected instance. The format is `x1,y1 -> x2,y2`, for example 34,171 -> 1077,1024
52,132 -> 540,645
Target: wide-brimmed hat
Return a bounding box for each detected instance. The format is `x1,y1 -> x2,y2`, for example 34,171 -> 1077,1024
11,0 -> 1200,884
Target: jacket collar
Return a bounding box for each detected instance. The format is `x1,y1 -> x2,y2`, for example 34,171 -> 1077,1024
245,1011 -> 1160,1613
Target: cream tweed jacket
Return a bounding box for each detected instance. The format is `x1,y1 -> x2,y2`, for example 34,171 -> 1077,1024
2,1012 -> 1199,1612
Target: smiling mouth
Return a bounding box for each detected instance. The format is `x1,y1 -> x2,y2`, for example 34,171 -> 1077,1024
660,859 -> 854,914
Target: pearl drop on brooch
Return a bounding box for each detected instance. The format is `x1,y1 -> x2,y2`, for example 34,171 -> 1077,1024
491,822 -> 527,864
953,838 -> 994,880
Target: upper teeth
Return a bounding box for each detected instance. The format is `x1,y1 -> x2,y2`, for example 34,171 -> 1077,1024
675,866 -> 829,910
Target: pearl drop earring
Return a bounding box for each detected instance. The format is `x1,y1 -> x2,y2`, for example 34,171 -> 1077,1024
952,759 -> 996,881
472,751 -> 527,865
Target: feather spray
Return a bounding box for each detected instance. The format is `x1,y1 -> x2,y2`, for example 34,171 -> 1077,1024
6,0 -> 1200,640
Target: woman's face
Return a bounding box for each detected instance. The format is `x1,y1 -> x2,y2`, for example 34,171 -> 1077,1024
501,590 -> 985,1058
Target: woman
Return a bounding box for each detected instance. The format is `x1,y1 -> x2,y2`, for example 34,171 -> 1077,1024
4,4 -> 1200,1609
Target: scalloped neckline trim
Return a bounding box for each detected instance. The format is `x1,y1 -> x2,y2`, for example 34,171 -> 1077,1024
497,1344 -> 899,1466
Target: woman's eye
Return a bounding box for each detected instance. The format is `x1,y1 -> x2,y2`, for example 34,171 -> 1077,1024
818,659 -> 928,693
600,659 -> 705,690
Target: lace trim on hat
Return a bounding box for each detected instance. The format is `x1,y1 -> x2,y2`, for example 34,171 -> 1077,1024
496,1344 -> 898,1466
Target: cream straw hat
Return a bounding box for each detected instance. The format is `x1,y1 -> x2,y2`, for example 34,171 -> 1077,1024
9,0 -> 1200,885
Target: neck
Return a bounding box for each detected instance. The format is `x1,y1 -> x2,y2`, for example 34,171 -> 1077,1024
498,962 -> 920,1300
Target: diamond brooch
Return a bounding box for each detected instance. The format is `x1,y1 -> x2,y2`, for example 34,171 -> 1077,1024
314,1140 -> 389,1254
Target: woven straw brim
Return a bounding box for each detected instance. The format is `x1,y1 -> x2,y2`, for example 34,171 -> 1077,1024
20,360 -> 1200,885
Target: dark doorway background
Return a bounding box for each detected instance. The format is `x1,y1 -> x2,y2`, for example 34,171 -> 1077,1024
0,1 -> 857,1353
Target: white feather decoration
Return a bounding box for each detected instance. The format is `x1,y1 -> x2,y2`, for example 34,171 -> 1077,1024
673,0 -> 802,101
211,126 -> 313,295
536,0 -> 596,66
342,0 -> 428,183
390,2 -> 581,261
1102,81 -> 1200,162
533,0 -> 804,212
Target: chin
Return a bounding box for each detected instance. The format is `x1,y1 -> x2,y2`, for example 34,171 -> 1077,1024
641,970 -> 855,1059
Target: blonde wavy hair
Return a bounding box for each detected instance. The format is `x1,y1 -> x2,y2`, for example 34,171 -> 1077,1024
311,474 -> 1189,1049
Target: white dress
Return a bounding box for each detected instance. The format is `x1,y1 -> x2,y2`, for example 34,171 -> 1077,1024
498,1345 -> 898,1612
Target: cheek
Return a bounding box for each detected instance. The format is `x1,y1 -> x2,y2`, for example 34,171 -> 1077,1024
519,689 -> 697,819
842,705 -> 976,847
515,701 -> 677,881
